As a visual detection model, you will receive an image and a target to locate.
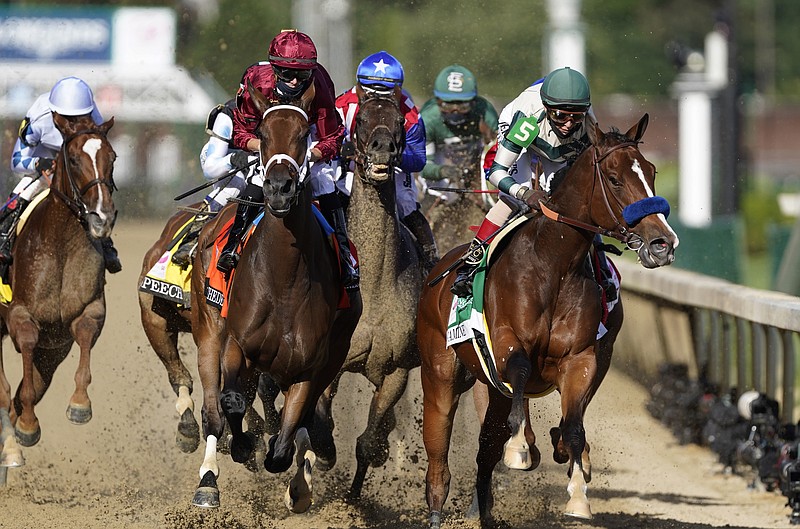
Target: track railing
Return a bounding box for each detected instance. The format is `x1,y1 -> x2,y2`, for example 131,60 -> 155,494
614,259 -> 800,423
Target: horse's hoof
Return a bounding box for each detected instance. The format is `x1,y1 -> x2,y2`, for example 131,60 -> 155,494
315,453 -> 336,472
503,438 -> 532,470
15,426 -> 40,448
176,409 -> 200,454
428,510 -> 442,529
66,403 -> 92,425
192,487 -> 220,508
0,448 -> 24,468
230,431 -> 256,464
564,499 -> 592,520
244,435 -> 266,474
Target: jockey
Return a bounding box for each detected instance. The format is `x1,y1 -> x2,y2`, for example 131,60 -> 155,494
219,29 -> 358,290
450,67 -> 601,297
335,50 -> 438,272
170,99 -> 255,268
5,76 -> 122,273
419,64 -> 499,198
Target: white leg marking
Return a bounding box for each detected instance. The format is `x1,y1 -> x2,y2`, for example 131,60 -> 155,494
199,435 -> 219,478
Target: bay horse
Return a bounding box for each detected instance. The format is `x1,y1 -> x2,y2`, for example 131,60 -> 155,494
0,114 -> 117,470
137,206 -> 269,458
328,88 -> 425,497
417,114 -> 679,527
189,81 -> 362,512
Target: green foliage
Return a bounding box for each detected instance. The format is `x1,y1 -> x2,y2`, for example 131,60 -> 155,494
740,180 -> 789,253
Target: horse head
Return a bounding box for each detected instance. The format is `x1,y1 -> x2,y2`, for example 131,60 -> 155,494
247,80 -> 312,217
573,113 -> 678,268
352,86 -> 405,185
52,112 -> 117,239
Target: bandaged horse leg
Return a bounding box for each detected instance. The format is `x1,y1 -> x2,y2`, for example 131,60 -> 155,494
284,426 -> 317,513
0,408 -> 23,468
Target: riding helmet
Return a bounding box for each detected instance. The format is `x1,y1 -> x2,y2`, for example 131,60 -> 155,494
434,64 -> 477,101
48,77 -> 95,116
540,67 -> 591,110
268,29 -> 318,69
356,50 -> 404,91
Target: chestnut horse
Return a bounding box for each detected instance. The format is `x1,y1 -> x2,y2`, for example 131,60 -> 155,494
189,82 -> 361,512
0,114 -> 117,471
417,114 -> 679,527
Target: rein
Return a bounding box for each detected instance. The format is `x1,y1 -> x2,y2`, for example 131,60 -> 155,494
537,141 -> 639,244
50,128 -> 116,224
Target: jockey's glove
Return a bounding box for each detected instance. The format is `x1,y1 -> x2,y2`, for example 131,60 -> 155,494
438,164 -> 462,181
35,157 -> 55,176
515,186 -> 547,210
230,151 -> 253,172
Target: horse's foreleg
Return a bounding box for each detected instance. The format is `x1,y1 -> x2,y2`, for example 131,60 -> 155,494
140,294 -> 198,453
349,367 -> 409,499
284,426 -> 316,513
192,433 -> 221,508
257,373 -> 282,435
265,379 -> 314,474
8,306 -> 41,447
308,384 -> 336,471
559,353 -> 598,520
219,339 -> 254,465
470,387 -> 512,525
0,408 -> 23,469
502,353 -> 538,470
68,298 -> 106,424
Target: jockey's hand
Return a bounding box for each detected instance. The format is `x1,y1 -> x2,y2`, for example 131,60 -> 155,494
340,141 -> 355,160
515,186 -> 547,210
439,164 -> 462,181
229,151 -> 252,172
35,157 -> 55,177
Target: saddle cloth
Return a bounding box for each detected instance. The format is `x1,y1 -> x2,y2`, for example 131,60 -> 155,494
445,214 -> 621,398
138,217 -> 194,308
204,205 -> 354,318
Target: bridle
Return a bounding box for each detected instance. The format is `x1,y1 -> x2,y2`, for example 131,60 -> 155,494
50,128 -> 116,225
351,96 -> 405,185
537,140 -> 669,250
259,104 -> 310,205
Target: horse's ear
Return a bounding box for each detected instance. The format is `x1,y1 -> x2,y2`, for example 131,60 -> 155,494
247,79 -> 270,118
99,116 -> 115,134
625,113 -> 649,143
355,83 -> 366,103
586,114 -> 603,146
392,85 -> 403,105
299,81 -> 316,112
52,111 -> 73,136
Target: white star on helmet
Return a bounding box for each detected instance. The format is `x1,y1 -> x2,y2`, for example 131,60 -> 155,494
372,58 -> 389,75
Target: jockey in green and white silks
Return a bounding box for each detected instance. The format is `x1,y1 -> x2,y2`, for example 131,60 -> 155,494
450,67 -> 598,298
419,64 -> 499,204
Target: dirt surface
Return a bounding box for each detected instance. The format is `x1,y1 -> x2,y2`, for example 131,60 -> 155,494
0,219 -> 794,529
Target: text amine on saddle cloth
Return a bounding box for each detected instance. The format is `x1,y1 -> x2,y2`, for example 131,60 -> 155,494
446,214 -> 621,349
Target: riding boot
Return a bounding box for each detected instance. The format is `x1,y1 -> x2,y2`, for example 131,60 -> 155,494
171,213 -> 210,269
593,236 -> 617,302
102,237 -> 123,274
0,198 -> 29,265
402,209 -> 439,273
329,205 -> 360,291
450,216 -> 501,298
217,202 -> 258,274
450,237 -> 486,298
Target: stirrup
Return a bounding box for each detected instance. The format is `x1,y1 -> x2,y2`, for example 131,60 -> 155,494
216,252 -> 239,274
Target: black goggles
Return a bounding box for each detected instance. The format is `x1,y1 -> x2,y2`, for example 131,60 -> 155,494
546,107 -> 586,125
273,65 -> 313,82
439,100 -> 473,114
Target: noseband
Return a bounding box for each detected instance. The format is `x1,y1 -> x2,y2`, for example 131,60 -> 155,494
538,140 -> 669,249
51,128 -> 116,224
259,104 -> 310,204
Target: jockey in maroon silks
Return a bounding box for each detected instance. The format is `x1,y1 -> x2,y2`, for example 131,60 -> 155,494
220,29 -> 358,290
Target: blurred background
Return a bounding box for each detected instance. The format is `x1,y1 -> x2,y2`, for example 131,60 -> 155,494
0,0 -> 798,292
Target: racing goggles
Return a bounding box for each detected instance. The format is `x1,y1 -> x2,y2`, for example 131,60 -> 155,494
273,65 -> 313,82
546,108 -> 586,125
439,100 -> 473,114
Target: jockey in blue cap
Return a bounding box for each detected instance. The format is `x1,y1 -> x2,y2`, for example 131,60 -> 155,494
336,50 -> 439,272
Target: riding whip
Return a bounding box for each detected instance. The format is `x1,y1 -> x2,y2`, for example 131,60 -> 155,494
427,186 -> 498,194
173,158 -> 258,201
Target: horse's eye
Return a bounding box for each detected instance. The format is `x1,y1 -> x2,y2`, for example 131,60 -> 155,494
607,174 -> 621,187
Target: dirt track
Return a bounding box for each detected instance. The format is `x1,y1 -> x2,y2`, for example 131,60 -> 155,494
0,219 -> 794,529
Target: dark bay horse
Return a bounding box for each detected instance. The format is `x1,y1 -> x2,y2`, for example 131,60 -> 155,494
189,82 -> 361,512
0,114 -> 117,469
331,89 -> 425,497
417,114 -> 679,527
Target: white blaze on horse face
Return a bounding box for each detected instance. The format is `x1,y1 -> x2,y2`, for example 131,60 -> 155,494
631,159 -> 680,245
82,138 -> 108,217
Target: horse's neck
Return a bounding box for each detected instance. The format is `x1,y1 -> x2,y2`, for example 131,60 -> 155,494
348,173 -> 402,269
